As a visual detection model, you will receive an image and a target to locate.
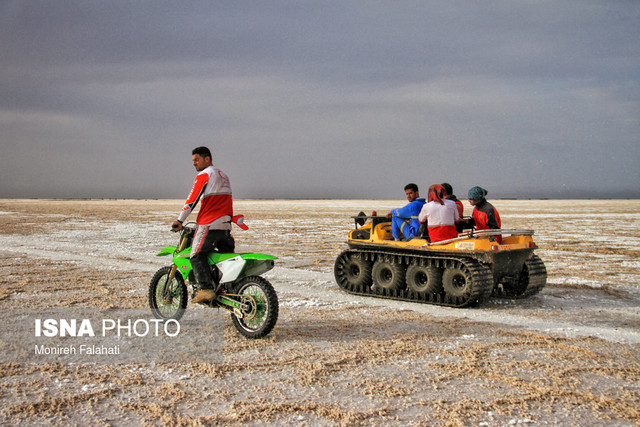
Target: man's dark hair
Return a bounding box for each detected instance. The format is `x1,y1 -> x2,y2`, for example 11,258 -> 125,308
404,183 -> 419,192
441,182 -> 453,196
192,146 -> 212,160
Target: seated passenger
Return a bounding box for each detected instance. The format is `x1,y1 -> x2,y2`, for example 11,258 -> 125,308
441,182 -> 464,217
418,184 -> 460,243
386,183 -> 426,240
467,186 -> 502,243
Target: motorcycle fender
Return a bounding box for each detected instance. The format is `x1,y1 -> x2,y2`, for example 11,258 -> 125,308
156,246 -> 177,257
240,253 -> 278,261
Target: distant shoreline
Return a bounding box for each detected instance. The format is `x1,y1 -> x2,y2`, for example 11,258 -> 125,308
1,197 -> 639,201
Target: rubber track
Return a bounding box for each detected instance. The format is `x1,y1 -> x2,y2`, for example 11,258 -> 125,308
335,249 -> 495,308
518,254 -> 547,298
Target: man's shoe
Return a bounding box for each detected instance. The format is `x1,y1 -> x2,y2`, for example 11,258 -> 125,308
192,289 -> 216,304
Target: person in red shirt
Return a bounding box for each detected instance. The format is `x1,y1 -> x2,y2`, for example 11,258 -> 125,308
171,147 -> 235,304
441,182 -> 464,217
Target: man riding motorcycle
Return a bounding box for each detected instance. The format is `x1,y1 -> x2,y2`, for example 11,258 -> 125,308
171,146 -> 235,304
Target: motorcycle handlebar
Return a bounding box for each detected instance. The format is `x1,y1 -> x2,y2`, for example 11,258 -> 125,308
171,222 -> 196,233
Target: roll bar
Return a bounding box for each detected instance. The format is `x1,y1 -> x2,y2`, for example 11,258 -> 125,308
422,229 -> 535,246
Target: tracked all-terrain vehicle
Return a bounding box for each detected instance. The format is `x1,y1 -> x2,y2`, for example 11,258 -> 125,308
334,213 -> 546,307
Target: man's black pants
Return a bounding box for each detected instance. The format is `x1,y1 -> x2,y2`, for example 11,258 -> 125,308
190,226 -> 235,290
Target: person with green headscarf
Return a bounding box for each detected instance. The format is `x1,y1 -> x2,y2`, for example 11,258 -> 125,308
467,186 -> 502,242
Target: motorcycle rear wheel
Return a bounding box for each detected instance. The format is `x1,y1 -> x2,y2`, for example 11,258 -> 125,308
149,266 -> 188,321
231,276 -> 279,339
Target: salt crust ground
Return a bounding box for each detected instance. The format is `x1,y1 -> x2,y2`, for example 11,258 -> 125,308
0,199 -> 638,426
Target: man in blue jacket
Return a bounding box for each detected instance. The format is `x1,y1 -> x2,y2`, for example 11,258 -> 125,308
386,183 -> 426,240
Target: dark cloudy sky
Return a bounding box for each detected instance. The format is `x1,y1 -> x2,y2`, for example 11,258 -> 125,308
1,1 -> 638,199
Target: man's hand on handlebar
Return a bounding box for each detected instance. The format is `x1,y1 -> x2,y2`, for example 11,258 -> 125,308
171,220 -> 183,232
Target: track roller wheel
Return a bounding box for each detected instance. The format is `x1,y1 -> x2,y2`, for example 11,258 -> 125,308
442,261 -> 474,304
372,256 -> 405,292
334,251 -> 372,292
406,262 -> 442,297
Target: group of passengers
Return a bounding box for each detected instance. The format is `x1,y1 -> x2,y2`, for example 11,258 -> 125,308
386,183 -> 501,243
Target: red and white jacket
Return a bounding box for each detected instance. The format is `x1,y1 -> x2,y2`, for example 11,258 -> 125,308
418,199 -> 460,243
178,165 -> 233,229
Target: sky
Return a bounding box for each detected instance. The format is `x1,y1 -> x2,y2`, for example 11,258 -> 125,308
1,1 -> 639,200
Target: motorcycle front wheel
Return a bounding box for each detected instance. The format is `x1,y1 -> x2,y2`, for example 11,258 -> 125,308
149,266 -> 188,321
231,276 -> 279,339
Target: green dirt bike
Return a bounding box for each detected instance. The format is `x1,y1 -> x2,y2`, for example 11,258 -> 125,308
148,222 -> 279,339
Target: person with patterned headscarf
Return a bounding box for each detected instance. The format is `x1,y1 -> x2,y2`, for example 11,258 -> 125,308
418,184 -> 460,243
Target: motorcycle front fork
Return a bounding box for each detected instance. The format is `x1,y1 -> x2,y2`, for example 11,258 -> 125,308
158,264 -> 180,302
